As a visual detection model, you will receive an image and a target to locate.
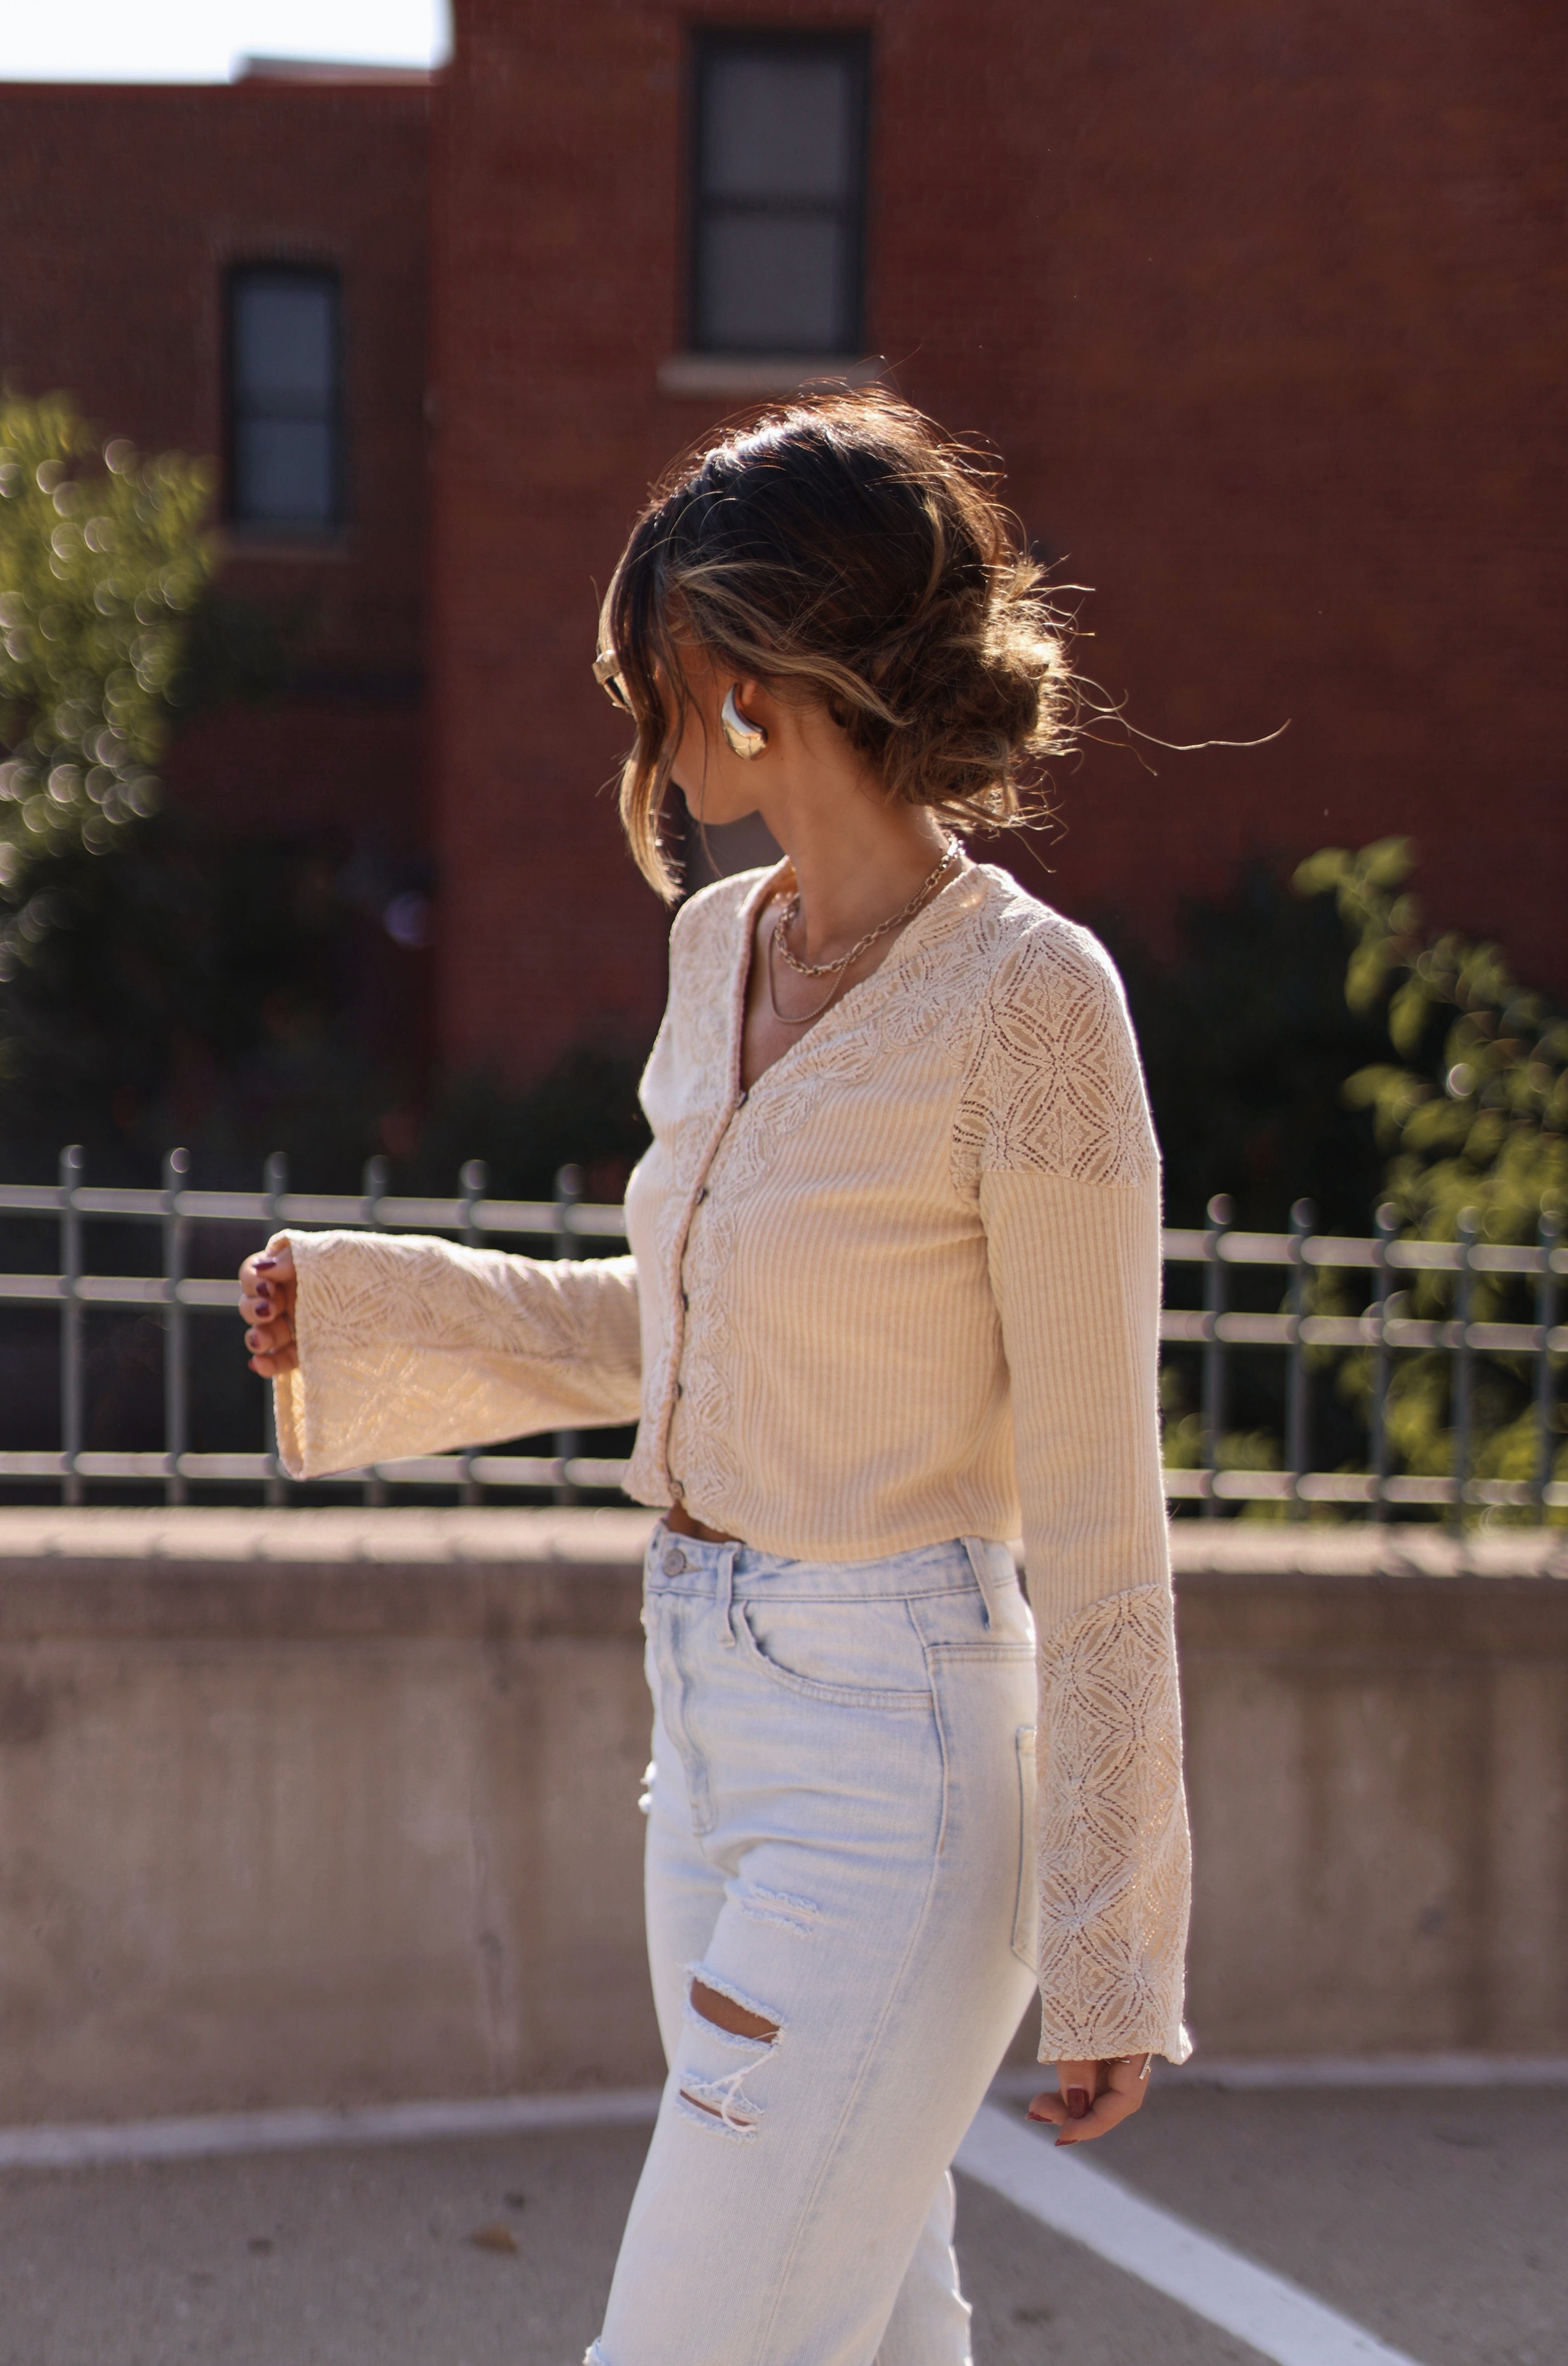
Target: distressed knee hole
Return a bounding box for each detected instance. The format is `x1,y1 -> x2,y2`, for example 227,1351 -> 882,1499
677,2064 -> 764,2135
689,1977 -> 778,2044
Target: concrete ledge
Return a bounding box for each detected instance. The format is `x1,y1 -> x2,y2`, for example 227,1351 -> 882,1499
2,1502 -> 1559,1574
0,1508 -> 657,1645
0,1503 -> 660,1566
1168,1522 -> 1568,1581
1,1511 -> 1565,2119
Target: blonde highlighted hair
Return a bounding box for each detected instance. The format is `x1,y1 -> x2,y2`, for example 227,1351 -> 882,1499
604,388 -> 1076,900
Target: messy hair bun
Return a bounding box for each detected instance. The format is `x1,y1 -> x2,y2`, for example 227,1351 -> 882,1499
605,386 -> 1074,900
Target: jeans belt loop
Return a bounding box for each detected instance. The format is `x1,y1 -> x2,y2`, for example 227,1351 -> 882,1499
716,1543 -> 739,1647
962,1534 -> 1003,1630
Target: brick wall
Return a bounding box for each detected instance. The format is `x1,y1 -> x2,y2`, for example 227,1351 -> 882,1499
2,16 -> 1561,1102
431,0 -> 1566,1086
0,76 -> 430,852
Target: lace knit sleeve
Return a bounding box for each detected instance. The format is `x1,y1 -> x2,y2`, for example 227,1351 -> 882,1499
271,1230 -> 642,1480
961,919 -> 1192,2065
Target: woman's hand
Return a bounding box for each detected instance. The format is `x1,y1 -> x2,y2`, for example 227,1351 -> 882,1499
239,1238 -> 298,1376
1027,2055 -> 1152,2147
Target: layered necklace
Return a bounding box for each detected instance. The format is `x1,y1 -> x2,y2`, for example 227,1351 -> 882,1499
766,838 -> 963,1025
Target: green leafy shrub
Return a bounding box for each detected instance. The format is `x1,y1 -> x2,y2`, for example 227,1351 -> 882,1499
1293,838 -> 1564,1517
1293,837 -> 1568,1242
0,389 -> 213,958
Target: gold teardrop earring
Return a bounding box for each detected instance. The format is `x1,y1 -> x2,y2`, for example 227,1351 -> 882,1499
720,684 -> 768,760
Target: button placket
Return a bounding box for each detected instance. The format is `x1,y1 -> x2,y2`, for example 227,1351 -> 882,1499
658,1086 -> 744,1491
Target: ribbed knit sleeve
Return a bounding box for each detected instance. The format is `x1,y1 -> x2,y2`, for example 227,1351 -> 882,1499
271,1229 -> 642,1480
961,919 -> 1192,2066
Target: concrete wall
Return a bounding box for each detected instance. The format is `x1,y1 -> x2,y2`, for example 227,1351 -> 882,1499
1,1509 -> 1564,2126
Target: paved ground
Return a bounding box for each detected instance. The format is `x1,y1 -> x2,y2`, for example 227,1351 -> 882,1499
1,2082 -> 1563,2366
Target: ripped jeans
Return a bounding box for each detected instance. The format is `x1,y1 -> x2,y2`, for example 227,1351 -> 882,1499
588,1523 -> 1039,2366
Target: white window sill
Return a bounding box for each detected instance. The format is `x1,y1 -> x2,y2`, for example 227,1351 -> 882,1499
657,352 -> 884,400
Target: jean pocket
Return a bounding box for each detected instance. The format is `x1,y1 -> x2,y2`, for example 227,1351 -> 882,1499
1011,1724 -> 1038,1970
733,1598 -> 934,1712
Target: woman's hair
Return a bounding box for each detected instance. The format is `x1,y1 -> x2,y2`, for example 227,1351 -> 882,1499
604,387 -> 1076,900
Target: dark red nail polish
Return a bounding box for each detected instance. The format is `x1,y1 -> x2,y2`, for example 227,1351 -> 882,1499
1067,2087 -> 1090,2120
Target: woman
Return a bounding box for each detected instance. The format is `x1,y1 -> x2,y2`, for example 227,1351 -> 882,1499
239,390 -> 1190,2366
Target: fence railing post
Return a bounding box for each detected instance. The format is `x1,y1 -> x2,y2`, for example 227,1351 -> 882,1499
1286,1198 -> 1314,1520
1535,1207 -> 1560,1522
12,1151 -> 1561,1527
262,1151 -> 288,1507
1201,1192 -> 1231,1518
162,1147 -> 190,1506
59,1144 -> 84,1507
1451,1207 -> 1478,1533
459,1159 -> 486,1506
360,1155 -> 390,1508
552,1164 -> 584,1506
1370,1201 -> 1396,1522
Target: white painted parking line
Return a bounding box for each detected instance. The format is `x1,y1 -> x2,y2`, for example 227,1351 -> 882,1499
0,2081 -> 1436,2365
0,2088 -> 665,2173
956,2103 -> 1426,2366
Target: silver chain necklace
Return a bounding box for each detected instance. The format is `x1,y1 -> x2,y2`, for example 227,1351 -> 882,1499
765,839 -> 962,1025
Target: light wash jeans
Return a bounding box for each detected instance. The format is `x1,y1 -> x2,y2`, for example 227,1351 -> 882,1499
588,1522 -> 1039,2366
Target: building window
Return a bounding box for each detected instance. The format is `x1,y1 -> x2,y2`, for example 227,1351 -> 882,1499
691,33 -> 868,356
226,266 -> 342,533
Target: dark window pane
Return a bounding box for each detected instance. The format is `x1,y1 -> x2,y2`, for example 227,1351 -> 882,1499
692,37 -> 866,356
233,280 -> 335,406
698,216 -> 849,352
233,419 -> 333,527
701,54 -> 855,200
227,266 -> 341,531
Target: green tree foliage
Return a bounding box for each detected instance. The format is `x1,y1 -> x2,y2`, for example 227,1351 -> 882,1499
1293,838 -> 1568,1242
0,393 -> 333,1182
0,390 -> 213,973
1294,838 -> 1564,1512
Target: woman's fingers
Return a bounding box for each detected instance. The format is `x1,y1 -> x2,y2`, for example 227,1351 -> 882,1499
1028,2054 -> 1151,2145
247,1344 -> 299,1376
239,1238 -> 298,1372
239,1240 -> 297,1322
245,1310 -> 297,1376
1027,2057 -> 1102,2130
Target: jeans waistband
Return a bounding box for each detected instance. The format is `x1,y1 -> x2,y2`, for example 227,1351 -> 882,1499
644,1519 -> 1018,1608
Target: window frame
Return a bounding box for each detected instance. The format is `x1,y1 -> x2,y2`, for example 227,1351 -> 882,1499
223,261 -> 346,538
687,27 -> 871,358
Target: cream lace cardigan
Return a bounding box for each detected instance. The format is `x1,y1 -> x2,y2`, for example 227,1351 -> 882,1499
273,861 -> 1191,2065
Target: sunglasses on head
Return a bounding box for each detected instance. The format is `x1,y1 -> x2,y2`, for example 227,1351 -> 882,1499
593,648 -> 633,714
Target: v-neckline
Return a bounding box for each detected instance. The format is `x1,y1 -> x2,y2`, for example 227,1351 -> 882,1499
723,858 -> 984,1108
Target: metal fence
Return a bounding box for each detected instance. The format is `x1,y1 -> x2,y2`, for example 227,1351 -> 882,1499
0,1152 -> 1563,1521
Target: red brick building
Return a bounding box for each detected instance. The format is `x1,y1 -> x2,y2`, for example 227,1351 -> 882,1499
0,66 -> 433,1076
431,0 -> 1566,1088
2,5 -> 1563,1103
